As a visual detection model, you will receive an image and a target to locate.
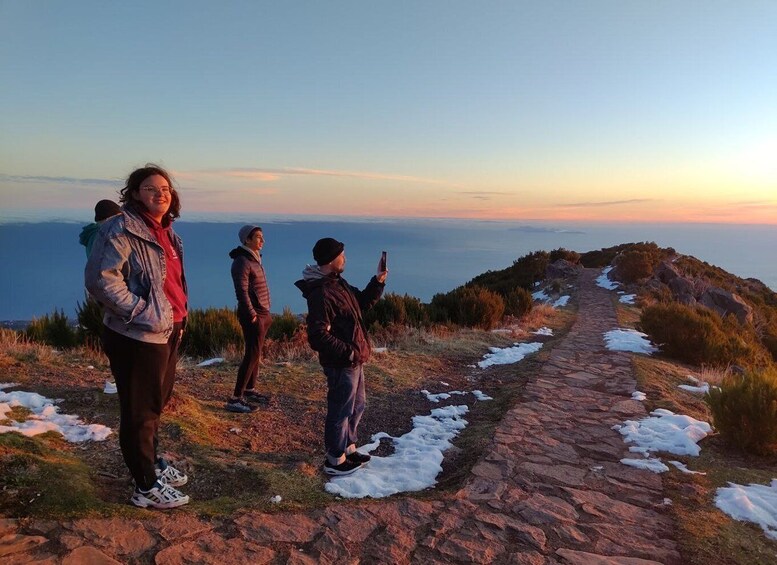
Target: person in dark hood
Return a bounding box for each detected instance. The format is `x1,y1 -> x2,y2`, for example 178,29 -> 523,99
226,225 -> 272,413
295,238 -> 387,476
78,199 -> 122,257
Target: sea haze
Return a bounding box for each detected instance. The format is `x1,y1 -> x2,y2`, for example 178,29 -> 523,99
0,218 -> 775,321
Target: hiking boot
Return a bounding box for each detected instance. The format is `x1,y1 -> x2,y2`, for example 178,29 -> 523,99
244,390 -> 271,403
155,459 -> 188,487
346,451 -> 371,465
225,398 -> 257,413
131,481 -> 190,509
323,458 -> 363,476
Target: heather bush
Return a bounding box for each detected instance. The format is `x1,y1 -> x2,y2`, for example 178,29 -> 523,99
549,248 -> 581,264
467,250 -> 549,295
182,307 -> 242,357
364,293 -> 429,328
615,250 -> 660,283
267,307 -> 302,341
504,287 -> 533,318
706,367 -> 777,456
25,309 -> 77,349
76,294 -> 104,349
431,286 -> 505,330
640,303 -> 769,367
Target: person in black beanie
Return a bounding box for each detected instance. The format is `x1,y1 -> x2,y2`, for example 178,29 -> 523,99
79,199 -> 123,257
295,238 -> 387,475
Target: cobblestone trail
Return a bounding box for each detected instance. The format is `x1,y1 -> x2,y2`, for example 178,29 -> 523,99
2,269 -> 680,564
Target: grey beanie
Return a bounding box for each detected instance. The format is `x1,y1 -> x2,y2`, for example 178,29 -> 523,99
238,225 -> 262,244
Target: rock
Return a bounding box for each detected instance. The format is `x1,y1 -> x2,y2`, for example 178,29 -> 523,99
236,512 -> 321,544
667,277 -> 696,304
62,546 -> 121,565
0,533 -> 49,557
154,532 -> 276,565
547,259 -> 581,280
699,287 -> 753,324
515,493 -> 579,525
556,548 -> 664,564
654,262 -> 681,284
65,518 -> 155,557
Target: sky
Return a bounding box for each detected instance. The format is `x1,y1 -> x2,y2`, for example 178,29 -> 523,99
1,1 -> 776,224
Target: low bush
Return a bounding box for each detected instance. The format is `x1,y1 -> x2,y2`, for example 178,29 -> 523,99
504,287 -> 533,318
616,250 -> 660,283
182,307 -> 242,357
364,293 -> 429,329
639,303 -> 769,367
706,367 -> 777,456
25,310 -> 77,349
549,248 -> 581,264
467,250 -> 549,295
267,307 -> 302,341
76,294 -> 103,349
431,286 -> 505,330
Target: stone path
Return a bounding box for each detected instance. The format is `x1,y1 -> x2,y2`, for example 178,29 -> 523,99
2,269 -> 680,564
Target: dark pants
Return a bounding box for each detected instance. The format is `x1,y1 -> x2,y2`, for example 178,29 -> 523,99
323,365 -> 366,459
102,322 -> 182,490
233,312 -> 272,398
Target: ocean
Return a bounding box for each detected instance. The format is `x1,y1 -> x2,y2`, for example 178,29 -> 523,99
0,218 -> 775,321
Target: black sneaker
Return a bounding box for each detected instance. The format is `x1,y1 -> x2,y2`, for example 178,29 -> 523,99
225,398 -> 257,413
346,451 -> 371,464
244,390 -> 271,403
323,458 -> 363,476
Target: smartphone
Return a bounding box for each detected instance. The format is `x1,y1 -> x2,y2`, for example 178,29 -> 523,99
379,251 -> 387,272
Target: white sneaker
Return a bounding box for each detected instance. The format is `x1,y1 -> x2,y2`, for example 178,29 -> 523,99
131,481 -> 190,509
156,462 -> 188,487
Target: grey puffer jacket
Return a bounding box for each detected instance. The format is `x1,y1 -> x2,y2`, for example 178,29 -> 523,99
85,208 -> 187,344
295,265 -> 384,368
229,246 -> 271,324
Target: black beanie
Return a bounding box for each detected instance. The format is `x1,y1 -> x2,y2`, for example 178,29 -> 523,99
94,200 -> 122,222
313,237 -> 344,266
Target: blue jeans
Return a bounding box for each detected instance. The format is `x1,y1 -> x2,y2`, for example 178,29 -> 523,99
323,365 -> 366,459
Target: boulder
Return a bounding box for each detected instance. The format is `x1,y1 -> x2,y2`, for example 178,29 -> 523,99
699,288 -> 753,325
546,259 -> 581,280
654,261 -> 681,284
667,277 -> 696,305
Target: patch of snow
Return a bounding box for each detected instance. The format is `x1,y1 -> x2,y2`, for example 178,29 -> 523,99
0,383 -> 112,442
631,391 -> 646,401
716,480 -> 777,541
620,457 -> 669,473
471,390 -> 493,401
197,357 -> 224,367
532,290 -> 550,302
552,295 -> 570,308
616,408 -> 712,457
270,495 -> 282,503
478,342 -> 543,369
596,266 -> 619,290
679,383 -> 710,394
325,405 -> 469,498
533,327 -> 553,336
103,381 -> 117,395
669,460 -> 706,475
619,294 -> 636,304
440,381 -> 450,387
421,390 -> 451,403
604,328 -> 657,354
372,347 -> 388,353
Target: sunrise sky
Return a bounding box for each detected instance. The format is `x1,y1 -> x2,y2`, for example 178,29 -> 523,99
1,1 -> 775,224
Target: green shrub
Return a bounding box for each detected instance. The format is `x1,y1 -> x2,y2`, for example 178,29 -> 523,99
25,309 -> 77,349
549,248 -> 580,264
76,294 -> 104,349
467,250 -> 550,295
616,250 -> 660,283
504,287 -> 533,318
267,307 -> 302,341
640,303 -> 768,367
706,367 -> 777,456
182,307 -> 242,357
364,293 -> 429,328
431,286 -> 505,330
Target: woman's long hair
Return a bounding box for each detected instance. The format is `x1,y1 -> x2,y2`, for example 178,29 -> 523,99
119,164 -> 181,221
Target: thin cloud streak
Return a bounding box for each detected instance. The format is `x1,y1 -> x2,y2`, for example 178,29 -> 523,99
0,174 -> 119,186
558,198 -> 657,208
197,167 -> 457,187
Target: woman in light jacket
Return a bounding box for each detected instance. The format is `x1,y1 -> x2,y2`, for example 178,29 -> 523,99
85,164 -> 190,509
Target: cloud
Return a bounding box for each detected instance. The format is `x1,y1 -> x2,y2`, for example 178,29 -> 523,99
558,198 -> 656,208
458,191 -> 512,201
196,167 -> 454,186
0,174 -> 119,186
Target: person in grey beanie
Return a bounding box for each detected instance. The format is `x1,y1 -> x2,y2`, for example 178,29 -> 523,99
295,238 -> 387,475
226,225 -> 272,413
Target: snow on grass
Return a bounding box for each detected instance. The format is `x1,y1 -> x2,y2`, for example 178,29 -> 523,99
669,460 -> 706,475
631,391 -> 646,401
532,289 -> 550,302
552,295 -> 570,308
596,266 -> 619,290
679,375 -> 710,394
604,328 -> 657,354
478,342 -> 543,368
325,405 -> 469,498
197,357 -> 224,367
472,390 -> 493,401
716,480 -> 777,541
620,458 -> 669,473
619,294 -> 636,304
103,381 -> 117,394
533,327 -> 553,336
422,390 -> 491,403
0,383 -> 112,442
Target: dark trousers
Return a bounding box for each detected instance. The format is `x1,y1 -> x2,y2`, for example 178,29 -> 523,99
102,322 -> 182,490
233,312 -> 271,398
323,365 -> 366,459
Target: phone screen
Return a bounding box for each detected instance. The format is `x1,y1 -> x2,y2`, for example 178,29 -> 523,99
379,251 -> 387,271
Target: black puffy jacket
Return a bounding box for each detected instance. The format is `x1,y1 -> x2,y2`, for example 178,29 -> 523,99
295,268 -> 384,368
229,247 -> 271,324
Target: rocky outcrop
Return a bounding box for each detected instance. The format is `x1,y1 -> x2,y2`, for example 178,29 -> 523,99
546,259 -> 582,280
699,287 -> 754,325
